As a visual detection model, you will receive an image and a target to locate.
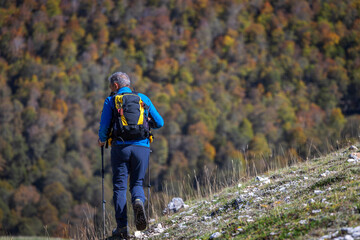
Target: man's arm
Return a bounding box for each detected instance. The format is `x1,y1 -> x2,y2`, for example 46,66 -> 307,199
98,97 -> 113,145
140,94 -> 164,129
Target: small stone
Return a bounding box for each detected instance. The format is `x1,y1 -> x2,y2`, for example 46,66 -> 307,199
348,159 -> 356,163
349,145 -> 358,151
312,209 -> 321,214
314,190 -> 325,194
320,234 -> 332,240
352,226 -> 360,232
349,153 -> 359,160
237,227 -> 244,232
255,176 -> 270,184
238,183 -> 242,188
344,235 -> 354,240
331,231 -> 340,237
299,220 -> 307,224
202,216 -> 211,221
304,176 -> 309,180
178,223 -> 186,228
320,170 -> 331,177
308,199 -> 316,204
164,198 -> 186,214
210,232 -> 222,239
134,231 -> 143,238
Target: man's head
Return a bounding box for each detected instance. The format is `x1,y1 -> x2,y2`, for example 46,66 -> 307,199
108,72 -> 130,92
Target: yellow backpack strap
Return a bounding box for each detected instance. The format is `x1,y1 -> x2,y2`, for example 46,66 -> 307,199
114,94 -> 128,126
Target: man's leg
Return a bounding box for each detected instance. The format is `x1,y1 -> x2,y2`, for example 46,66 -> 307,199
129,146 -> 150,203
111,145 -> 131,229
129,146 -> 150,230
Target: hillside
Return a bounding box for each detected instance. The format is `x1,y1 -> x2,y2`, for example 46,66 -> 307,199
1,0 -> 360,237
140,144 -> 360,239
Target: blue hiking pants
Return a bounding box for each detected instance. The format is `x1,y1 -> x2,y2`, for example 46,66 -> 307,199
110,145 -> 150,228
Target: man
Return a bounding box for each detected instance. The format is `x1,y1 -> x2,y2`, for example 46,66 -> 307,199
98,72 -> 164,239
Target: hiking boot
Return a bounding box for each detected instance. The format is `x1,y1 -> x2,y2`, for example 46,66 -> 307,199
112,226 -> 130,239
133,199 -> 147,231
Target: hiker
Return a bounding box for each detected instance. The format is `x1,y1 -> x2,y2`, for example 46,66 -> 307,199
98,72 -> 164,239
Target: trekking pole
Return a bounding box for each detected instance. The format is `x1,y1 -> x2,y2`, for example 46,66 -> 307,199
101,146 -> 106,239
147,149 -> 152,223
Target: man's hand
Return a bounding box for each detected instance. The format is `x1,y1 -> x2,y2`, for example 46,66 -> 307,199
98,138 -> 105,147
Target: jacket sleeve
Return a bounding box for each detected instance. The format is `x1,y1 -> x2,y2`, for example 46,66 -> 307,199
98,96 -> 113,142
141,94 -> 164,129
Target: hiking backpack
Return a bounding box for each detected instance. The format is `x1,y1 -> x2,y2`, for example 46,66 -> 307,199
111,92 -> 151,142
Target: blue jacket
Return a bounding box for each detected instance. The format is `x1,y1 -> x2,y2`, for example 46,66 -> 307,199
98,87 -> 164,147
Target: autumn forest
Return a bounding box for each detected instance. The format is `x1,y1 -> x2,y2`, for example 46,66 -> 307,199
0,0 -> 360,237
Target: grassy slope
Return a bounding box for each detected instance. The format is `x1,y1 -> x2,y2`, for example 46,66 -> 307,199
0,238 -> 66,240
144,144 -> 360,239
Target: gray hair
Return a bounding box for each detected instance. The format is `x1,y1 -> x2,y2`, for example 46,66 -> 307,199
108,72 -> 131,87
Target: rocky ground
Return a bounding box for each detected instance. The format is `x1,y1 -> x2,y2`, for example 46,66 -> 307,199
136,144 -> 360,239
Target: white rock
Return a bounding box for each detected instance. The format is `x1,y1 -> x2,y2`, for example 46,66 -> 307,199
255,176 -> 270,184
348,159 -> 356,163
304,176 -> 309,180
237,227 -> 244,232
349,145 -> 358,150
134,231 -> 143,238
352,226 -> 360,232
299,220 -> 307,224
320,170 -> 331,177
155,228 -> 165,233
312,209 -> 321,213
331,231 -> 339,237
202,216 -> 212,221
164,198 -> 185,213
320,234 -> 331,240
178,223 -> 186,228
210,232 -> 222,239
314,190 -> 325,194
345,235 -> 354,240
308,199 -> 316,204
349,153 -> 359,160
238,183 -> 242,188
